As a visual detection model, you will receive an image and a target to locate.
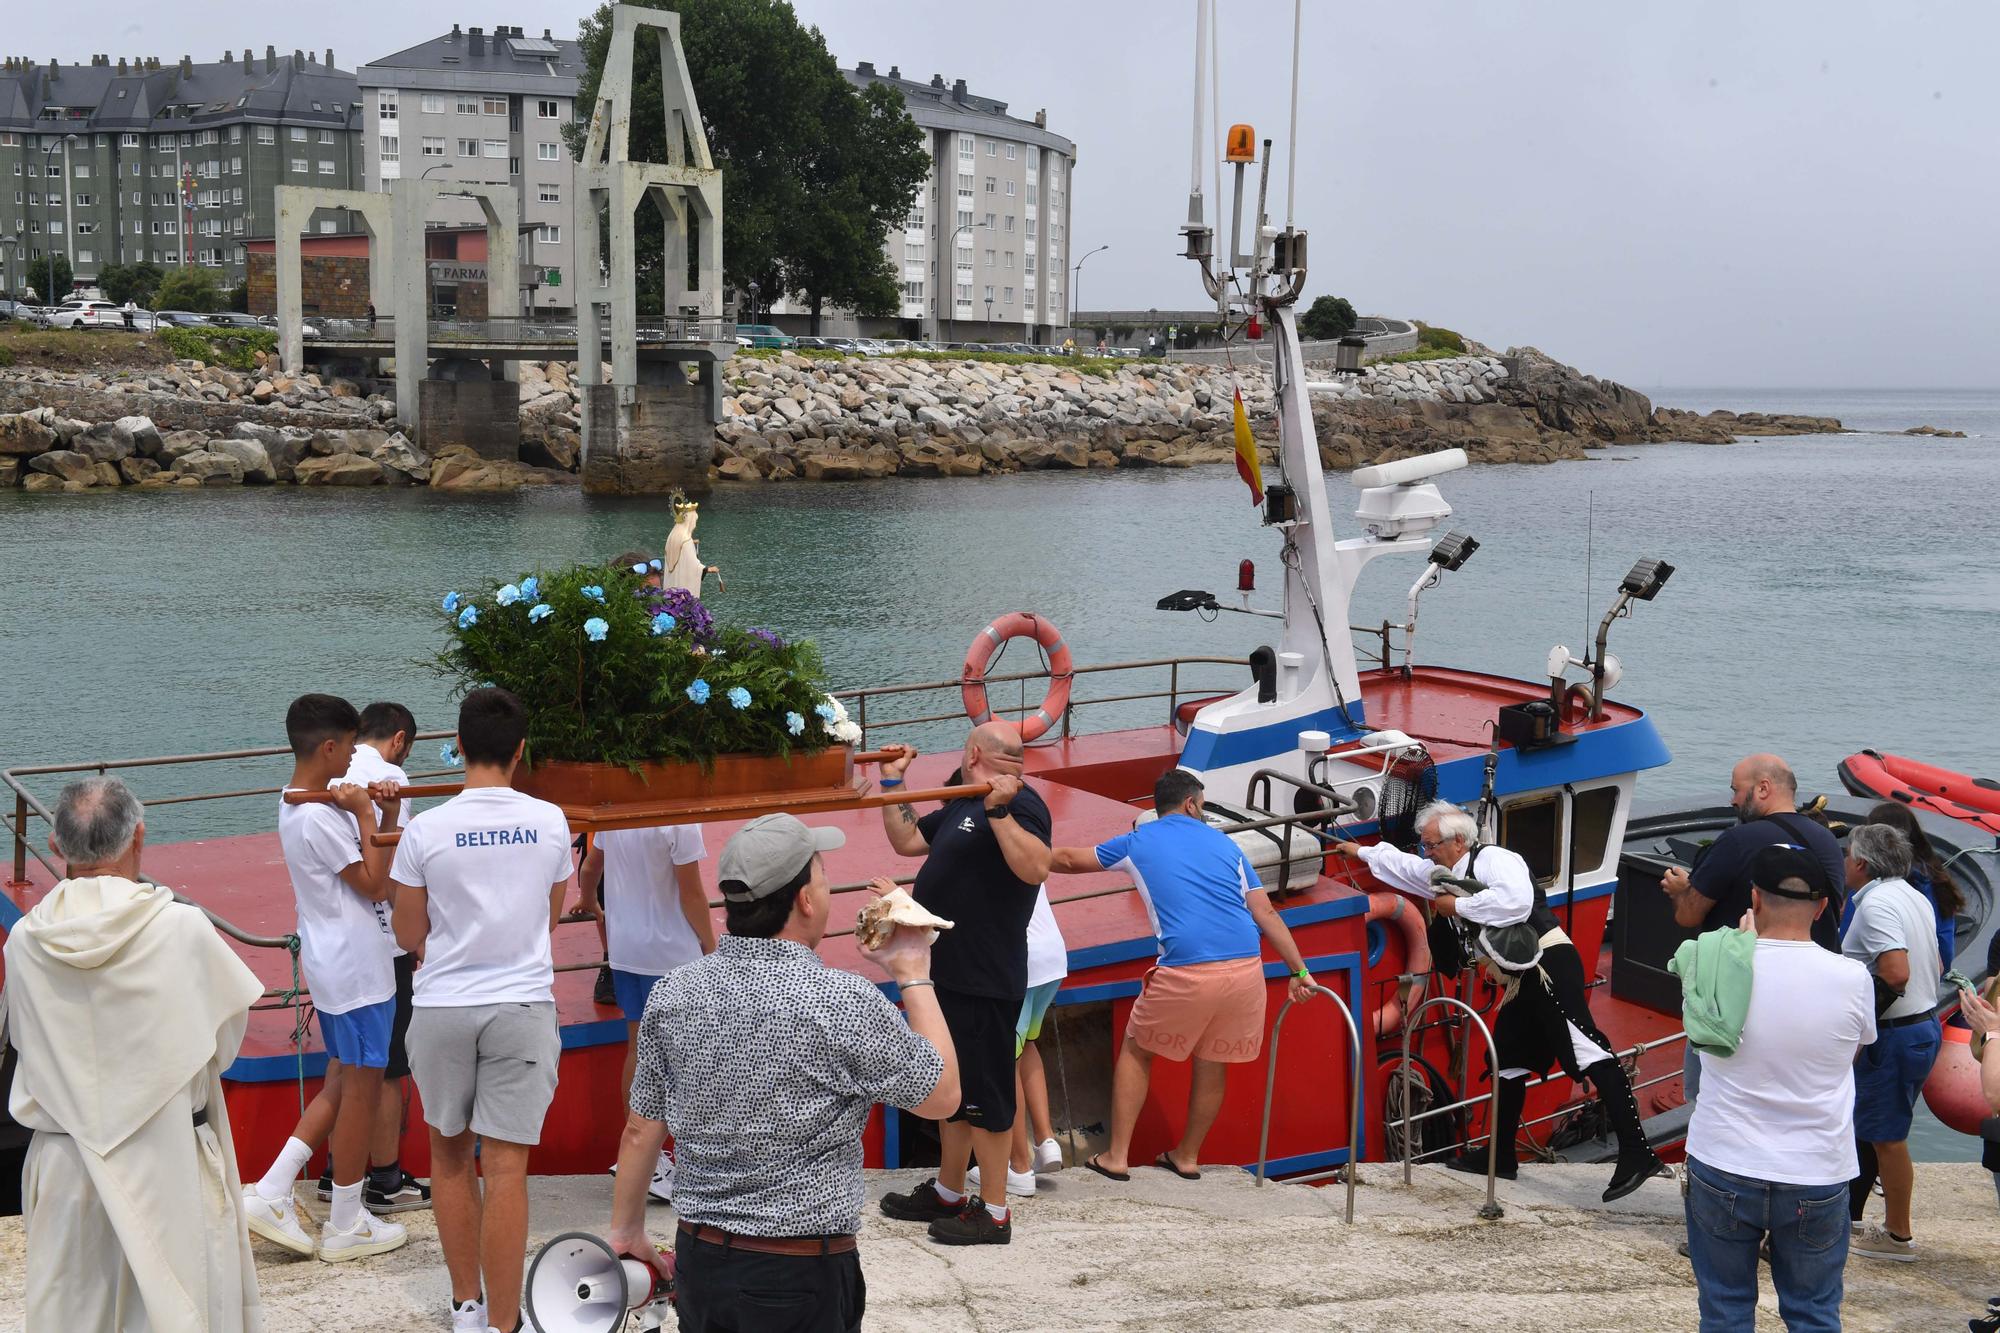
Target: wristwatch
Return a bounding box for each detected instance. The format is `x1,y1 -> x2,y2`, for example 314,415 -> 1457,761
985,804 -> 1012,820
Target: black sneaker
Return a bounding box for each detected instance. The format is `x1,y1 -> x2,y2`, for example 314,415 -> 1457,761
593,964 -> 617,1006
879,1178 -> 964,1223
927,1200 -> 1012,1246
1444,1149 -> 1517,1181
365,1169 -> 433,1214
316,1167 -> 333,1202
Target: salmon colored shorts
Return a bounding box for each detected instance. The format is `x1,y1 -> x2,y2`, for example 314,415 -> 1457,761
1126,957 -> 1267,1063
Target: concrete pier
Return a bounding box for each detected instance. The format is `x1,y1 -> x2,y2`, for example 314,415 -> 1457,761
3,1163 -> 1990,1330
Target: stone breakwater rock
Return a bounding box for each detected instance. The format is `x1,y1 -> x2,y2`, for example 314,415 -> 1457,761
427,445 -> 578,491
1903,424 -> 1967,438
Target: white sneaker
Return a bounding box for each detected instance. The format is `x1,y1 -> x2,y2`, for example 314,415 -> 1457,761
449,1298 -> 488,1332
243,1188 -> 315,1257
966,1164 -> 1038,1198
648,1150 -> 676,1204
318,1209 -> 409,1262
1850,1225 -> 1916,1263
1033,1137 -> 1064,1174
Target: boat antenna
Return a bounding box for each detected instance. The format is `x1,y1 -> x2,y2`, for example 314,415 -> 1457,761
1584,491 -> 1594,668
1186,0 -> 1206,228
1285,0 -> 1302,230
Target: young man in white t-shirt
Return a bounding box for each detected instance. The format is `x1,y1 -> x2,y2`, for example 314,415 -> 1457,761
578,819 -> 713,1201
392,687 -> 574,1333
242,694 -> 409,1263
323,700 -> 431,1217
970,884 -> 1068,1198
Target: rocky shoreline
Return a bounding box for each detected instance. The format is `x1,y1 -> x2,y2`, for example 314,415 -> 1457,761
0,342 -> 1857,493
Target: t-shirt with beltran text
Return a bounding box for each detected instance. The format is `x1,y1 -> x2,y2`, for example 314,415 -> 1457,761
912,786 -> 1052,1001
600,823 -> 709,978
390,787 -> 574,1007
334,742 -> 411,958
278,793 -> 396,1016
1093,814 -> 1263,968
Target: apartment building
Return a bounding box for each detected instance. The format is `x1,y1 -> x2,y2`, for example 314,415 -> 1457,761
0,49 -> 360,295
357,24 -> 582,314
766,65 -> 1077,343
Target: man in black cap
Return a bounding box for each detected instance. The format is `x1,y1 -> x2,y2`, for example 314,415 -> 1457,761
605,813 -> 960,1333
1681,845 -> 1874,1331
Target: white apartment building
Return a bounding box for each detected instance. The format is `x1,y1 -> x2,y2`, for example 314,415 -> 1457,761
767,64 -> 1077,343
356,23 -> 581,312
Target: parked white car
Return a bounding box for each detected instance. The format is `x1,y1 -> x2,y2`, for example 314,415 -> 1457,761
44,300 -> 125,330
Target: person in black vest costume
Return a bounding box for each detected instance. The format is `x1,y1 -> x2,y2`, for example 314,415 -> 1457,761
1337,800 -> 1666,1202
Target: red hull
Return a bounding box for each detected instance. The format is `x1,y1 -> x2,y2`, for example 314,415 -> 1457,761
1839,749 -> 2000,834
5,666 -> 1681,1181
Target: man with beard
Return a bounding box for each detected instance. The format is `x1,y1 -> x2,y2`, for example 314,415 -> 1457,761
1660,753 -> 1846,1103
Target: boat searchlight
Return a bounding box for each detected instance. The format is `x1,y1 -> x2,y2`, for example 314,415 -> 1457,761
1395,530 -> 1479,677
1548,555 -> 1677,724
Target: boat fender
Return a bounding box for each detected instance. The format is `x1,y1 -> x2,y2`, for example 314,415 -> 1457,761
962,612 -> 1075,743
1922,1018 -> 1991,1136
1366,891 -> 1431,1037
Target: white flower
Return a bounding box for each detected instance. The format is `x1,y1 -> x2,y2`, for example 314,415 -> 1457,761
832,719 -> 862,744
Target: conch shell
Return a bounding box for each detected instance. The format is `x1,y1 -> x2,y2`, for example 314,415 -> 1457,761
856,887 -> 955,950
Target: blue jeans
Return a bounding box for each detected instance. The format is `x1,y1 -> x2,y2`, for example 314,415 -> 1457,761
1685,1157 -> 1848,1332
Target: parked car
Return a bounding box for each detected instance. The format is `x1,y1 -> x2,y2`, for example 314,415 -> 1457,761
44,300 -> 125,330
793,336 -> 832,350
821,337 -> 858,354
878,339 -> 912,353
205,312 -> 262,329
853,338 -> 890,357
152,310 -> 212,329
733,323 -> 795,350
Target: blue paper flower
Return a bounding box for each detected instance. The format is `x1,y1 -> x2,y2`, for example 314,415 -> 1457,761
813,702 -> 836,722
650,611 -> 677,636
496,583 -> 521,607
528,602 -> 554,623
686,679 -> 711,705
727,686 -> 752,710
519,576 -> 539,601
649,558 -> 664,571
456,605 -> 479,629
631,561 -> 650,574
441,591 -> 461,614
581,585 -> 605,603
440,742 -> 462,768
786,711 -> 805,736
584,617 -> 609,642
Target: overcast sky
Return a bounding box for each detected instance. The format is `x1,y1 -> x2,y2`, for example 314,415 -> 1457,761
27,1 -> 1996,387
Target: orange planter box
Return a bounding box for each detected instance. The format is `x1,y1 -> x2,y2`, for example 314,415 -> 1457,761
514,747 -> 854,808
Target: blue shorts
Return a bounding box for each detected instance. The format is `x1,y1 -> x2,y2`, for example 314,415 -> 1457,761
319,998 -> 396,1070
1016,979 -> 1062,1056
1853,1017 -> 1941,1143
612,968 -> 663,1025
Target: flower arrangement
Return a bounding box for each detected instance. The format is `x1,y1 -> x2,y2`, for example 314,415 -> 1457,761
435,560 -> 840,768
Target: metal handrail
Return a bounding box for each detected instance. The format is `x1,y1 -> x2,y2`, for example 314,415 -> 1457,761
1400,994 -> 1504,1220
1254,981 -> 1363,1223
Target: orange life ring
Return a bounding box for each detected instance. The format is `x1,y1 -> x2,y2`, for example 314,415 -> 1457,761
962,612 -> 1074,743
1366,891 -> 1431,1038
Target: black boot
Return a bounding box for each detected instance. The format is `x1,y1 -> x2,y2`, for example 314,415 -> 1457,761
1589,1058 -> 1665,1202
1447,1076 -> 1524,1180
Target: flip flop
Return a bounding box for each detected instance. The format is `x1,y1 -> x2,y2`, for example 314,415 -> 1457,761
1154,1153 -> 1200,1181
1083,1154 -> 1130,1182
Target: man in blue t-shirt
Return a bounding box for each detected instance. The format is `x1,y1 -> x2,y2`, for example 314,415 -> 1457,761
1049,769 -> 1311,1181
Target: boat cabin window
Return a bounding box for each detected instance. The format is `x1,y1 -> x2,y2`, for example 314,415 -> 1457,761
1569,785 -> 1621,877
1499,794 -> 1562,886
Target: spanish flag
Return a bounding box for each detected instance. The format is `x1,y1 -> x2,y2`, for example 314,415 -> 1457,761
1232,387 -> 1263,505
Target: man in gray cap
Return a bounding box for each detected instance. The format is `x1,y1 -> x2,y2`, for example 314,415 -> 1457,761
604,813 -> 960,1333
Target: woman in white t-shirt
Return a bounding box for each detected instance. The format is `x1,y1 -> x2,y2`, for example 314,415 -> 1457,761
971,885 -> 1069,1198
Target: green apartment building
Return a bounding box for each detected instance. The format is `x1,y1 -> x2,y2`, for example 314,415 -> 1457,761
0,48 -> 361,299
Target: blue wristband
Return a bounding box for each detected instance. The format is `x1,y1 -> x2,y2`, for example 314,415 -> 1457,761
880,776 -> 903,788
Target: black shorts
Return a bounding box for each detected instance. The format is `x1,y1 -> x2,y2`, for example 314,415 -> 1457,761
935,985 -> 1018,1132
385,953 -> 418,1080
674,1231 -> 864,1333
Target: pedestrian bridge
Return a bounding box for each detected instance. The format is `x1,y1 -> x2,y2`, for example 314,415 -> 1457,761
305,314 -> 737,365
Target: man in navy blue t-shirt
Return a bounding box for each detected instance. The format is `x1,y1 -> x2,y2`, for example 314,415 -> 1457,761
1049,768 -> 1312,1182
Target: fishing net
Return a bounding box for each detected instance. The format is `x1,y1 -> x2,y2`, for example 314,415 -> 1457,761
1377,752 -> 1438,852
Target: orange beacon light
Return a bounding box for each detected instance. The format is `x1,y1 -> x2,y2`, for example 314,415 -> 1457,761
1225,124 -> 1256,164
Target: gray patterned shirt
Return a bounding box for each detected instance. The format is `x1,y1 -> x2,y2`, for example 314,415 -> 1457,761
629,934 -> 944,1236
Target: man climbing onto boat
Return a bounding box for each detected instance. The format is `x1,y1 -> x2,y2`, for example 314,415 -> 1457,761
1336,800 -> 1666,1202
7,776 -> 266,1331
1661,754 -> 1846,1108
876,723 -> 1052,1246
1048,768 -> 1313,1182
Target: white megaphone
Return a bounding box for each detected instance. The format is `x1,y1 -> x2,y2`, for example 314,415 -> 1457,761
524,1231 -> 673,1333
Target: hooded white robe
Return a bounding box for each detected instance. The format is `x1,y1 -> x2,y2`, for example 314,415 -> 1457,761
663,510 -> 706,595
5,875 -> 266,1333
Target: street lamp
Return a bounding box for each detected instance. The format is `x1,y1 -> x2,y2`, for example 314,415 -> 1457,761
0,234 -> 16,300
43,132 -> 82,296
943,221 -> 990,345
746,280 -> 759,326
984,295 -> 994,332
1064,243 -> 1112,348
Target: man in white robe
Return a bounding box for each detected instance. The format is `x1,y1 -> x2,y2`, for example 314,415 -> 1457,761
5,775 -> 265,1332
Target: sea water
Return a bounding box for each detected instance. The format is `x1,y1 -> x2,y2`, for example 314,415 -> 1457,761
3,386 -> 1994,1157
